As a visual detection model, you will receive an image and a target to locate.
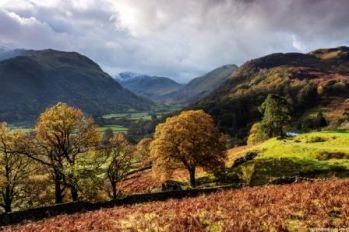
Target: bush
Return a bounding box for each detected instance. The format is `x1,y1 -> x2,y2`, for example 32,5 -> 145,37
305,136 -> 327,143
231,152 -> 258,168
316,151 -> 349,160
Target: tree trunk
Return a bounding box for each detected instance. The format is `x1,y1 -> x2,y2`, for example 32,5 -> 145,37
70,185 -> 79,202
4,186 -> 12,213
188,167 -> 196,188
53,170 -> 64,204
111,181 -> 117,200
54,178 -> 64,204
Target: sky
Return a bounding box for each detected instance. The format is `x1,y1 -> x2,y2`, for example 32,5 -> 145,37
0,0 -> 349,83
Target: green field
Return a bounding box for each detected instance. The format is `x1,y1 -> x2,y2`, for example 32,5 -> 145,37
102,112 -> 152,120
227,130 -> 349,185
102,105 -> 182,120
97,125 -> 128,133
99,105 -> 182,135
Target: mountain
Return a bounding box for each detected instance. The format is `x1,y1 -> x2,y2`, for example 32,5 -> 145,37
168,64 -> 237,104
115,72 -> 183,102
194,46 -> 349,142
0,49 -> 153,123
116,64 -> 237,104
0,47 -> 24,61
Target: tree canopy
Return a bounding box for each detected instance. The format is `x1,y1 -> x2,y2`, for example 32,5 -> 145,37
260,94 -> 291,138
150,110 -> 226,187
34,102 -> 100,201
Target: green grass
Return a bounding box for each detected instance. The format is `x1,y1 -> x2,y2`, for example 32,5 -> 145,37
102,105 -> 182,121
102,112 -> 152,120
97,125 -> 128,133
227,130 -> 349,185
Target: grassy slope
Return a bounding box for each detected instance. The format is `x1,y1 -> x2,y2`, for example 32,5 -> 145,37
118,131 -> 349,195
5,178 -> 349,231
228,130 -> 349,185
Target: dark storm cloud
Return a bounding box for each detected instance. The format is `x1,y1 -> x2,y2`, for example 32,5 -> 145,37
0,0 -> 348,82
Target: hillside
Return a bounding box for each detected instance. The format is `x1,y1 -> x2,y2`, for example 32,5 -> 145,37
114,130 -> 349,195
115,72 -> 183,102
0,49 -> 153,123
227,130 -> 349,186
194,46 -> 349,141
4,178 -> 349,231
169,64 -> 238,104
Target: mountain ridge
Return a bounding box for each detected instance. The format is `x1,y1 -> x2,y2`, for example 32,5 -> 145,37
0,49 -> 153,123
194,46 -> 349,142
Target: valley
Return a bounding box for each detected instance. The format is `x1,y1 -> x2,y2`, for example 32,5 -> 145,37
2,1 -> 349,231
1,46 -> 349,231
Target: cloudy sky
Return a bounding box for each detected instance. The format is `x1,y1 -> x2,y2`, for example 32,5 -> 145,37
0,0 -> 349,82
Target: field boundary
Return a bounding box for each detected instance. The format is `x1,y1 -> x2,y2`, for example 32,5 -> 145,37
0,183 -> 243,227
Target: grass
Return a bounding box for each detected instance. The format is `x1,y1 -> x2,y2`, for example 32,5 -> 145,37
99,105 -> 182,135
102,112 -> 152,120
118,130 -> 349,194
227,130 -> 349,185
97,125 -> 128,133
102,105 -> 182,121
5,178 -> 349,231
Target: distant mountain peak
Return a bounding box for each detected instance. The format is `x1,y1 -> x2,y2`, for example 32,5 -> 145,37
116,64 -> 237,105
114,72 -> 182,102
0,47 -> 25,62
115,72 -> 147,82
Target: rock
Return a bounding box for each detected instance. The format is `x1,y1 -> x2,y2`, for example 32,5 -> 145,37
161,180 -> 182,192
232,151 -> 258,168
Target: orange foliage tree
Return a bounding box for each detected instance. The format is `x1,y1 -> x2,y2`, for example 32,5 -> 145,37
136,138 -> 152,167
150,110 -> 226,187
34,102 -> 99,202
0,123 -> 35,212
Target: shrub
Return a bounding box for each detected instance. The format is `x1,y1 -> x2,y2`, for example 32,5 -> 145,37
305,136 -> 327,143
237,163 -> 255,185
316,151 -> 349,160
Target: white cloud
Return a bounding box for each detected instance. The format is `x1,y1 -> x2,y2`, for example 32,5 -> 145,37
1,0 -> 349,82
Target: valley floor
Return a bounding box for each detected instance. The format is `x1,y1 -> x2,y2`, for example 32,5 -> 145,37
4,178 -> 349,232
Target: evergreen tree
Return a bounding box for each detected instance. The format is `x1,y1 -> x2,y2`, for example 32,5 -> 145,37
260,94 -> 291,138
314,112 -> 328,130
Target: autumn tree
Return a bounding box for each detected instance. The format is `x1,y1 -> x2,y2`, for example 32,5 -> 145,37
150,110 -> 226,188
136,138 -> 152,167
260,94 -> 291,138
102,133 -> 134,200
247,122 -> 265,145
102,128 -> 114,145
34,103 -> 99,202
0,123 -> 35,212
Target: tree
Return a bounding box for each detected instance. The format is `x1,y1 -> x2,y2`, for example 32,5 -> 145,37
102,128 -> 114,145
259,94 -> 291,138
34,102 -> 99,202
247,122 -> 265,145
150,110 -> 226,188
135,138 -> 152,167
313,112 -> 328,130
0,123 -> 35,212
103,133 -> 134,200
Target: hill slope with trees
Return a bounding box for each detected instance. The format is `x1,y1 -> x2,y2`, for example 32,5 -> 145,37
0,49 -> 153,123
194,46 -> 349,142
